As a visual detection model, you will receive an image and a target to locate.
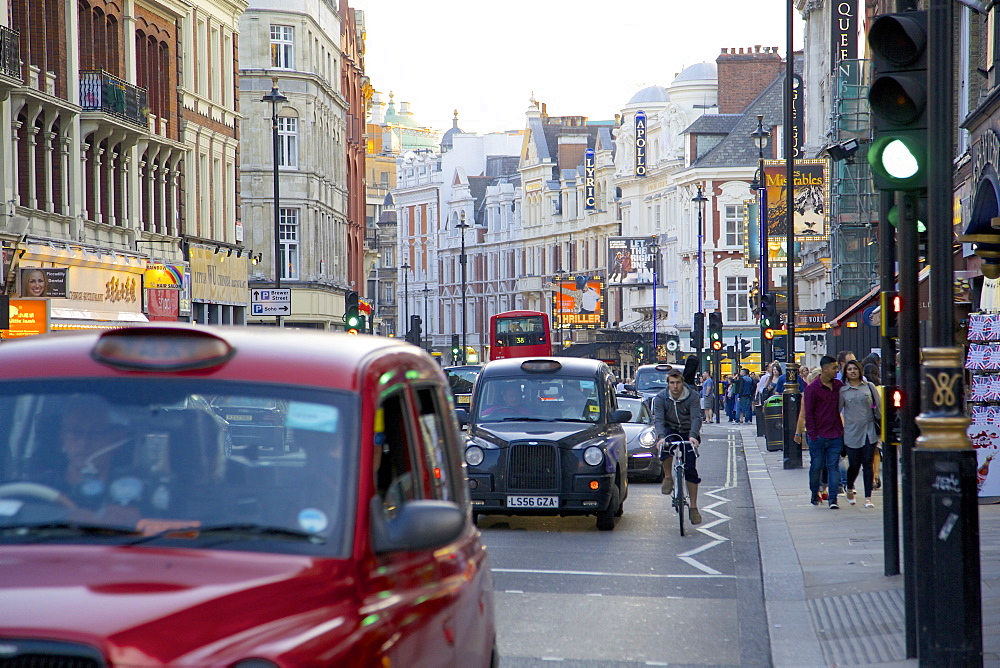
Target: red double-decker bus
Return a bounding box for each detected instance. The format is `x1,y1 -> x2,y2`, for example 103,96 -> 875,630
489,310 -> 552,360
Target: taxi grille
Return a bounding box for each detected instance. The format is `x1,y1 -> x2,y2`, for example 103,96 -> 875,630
508,443 -> 559,490
0,640 -> 105,668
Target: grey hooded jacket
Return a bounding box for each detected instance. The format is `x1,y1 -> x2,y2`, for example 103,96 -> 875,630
652,384 -> 702,443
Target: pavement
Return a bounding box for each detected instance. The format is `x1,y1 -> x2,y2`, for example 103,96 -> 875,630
721,421 -> 1000,667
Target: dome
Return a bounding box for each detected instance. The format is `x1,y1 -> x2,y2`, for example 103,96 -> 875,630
628,85 -> 669,105
672,62 -> 718,84
441,109 -> 464,152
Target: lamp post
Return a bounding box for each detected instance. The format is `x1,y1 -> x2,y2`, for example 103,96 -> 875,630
692,185 -> 708,366
401,260 -> 410,338
261,78 -> 288,327
750,114 -> 771,363
456,212 -> 470,364
554,267 -> 566,353
649,237 -> 659,359
422,284 -> 431,351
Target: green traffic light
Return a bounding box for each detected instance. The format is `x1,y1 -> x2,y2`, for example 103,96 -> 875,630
867,131 -> 926,190
886,204 -> 927,233
346,315 -> 360,327
881,139 -> 918,179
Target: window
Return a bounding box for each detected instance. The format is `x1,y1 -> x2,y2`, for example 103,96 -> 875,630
270,25 -> 294,69
374,392 -> 421,517
415,387 -> 458,501
278,117 -> 298,168
279,208 -> 299,280
726,276 -> 749,322
725,204 -> 745,247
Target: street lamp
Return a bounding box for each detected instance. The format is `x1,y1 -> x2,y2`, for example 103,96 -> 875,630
692,185 -> 708,365
554,267 -> 566,353
261,77 -> 288,326
750,114 -> 771,362
456,211 -> 470,364
422,284 -> 431,351
400,260 -> 411,336
648,237 -> 659,359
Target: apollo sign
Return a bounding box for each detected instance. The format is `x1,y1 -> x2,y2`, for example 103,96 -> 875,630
635,111 -> 646,177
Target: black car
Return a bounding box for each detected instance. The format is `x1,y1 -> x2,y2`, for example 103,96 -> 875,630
633,363 -> 683,406
616,395 -> 662,482
443,364 -> 483,411
459,358 -> 629,531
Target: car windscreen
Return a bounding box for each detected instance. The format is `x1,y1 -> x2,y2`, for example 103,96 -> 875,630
474,377 -> 600,423
635,369 -> 671,392
0,379 -> 358,558
445,368 -> 480,395
616,397 -> 649,423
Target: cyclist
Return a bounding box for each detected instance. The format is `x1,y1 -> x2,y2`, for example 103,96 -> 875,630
652,368 -> 703,525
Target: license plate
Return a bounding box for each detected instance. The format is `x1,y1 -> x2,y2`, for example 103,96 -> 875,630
457,395 -> 470,405
226,415 -> 253,421
507,495 -> 558,508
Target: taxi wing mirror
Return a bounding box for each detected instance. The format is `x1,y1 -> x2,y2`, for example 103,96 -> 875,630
369,497 -> 465,554
454,408 -> 470,427
610,409 -> 631,423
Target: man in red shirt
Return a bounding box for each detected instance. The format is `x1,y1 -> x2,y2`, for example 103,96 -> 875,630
794,355 -> 844,509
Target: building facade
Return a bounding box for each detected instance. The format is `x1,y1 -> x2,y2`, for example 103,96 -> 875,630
2,0 -> 248,335
239,0 -> 352,329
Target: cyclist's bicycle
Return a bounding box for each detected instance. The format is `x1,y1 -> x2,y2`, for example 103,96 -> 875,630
660,434 -> 699,536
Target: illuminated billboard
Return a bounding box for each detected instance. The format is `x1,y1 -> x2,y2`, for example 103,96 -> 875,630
548,275 -> 605,330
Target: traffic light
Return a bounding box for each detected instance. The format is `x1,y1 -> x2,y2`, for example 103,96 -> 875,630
759,293 -> 776,340
725,345 -> 736,358
636,344 -> 645,363
708,312 -> 723,351
740,338 -> 751,359
867,11 -> 928,191
763,328 -> 775,340
882,385 -> 902,445
344,291 -> 360,334
409,315 -> 422,346
451,334 -> 461,359
881,290 -> 900,339
691,312 -> 705,349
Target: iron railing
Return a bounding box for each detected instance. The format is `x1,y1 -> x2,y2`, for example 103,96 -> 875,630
0,25 -> 21,81
79,70 -> 148,129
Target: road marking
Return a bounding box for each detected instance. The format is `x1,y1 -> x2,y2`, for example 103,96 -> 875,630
679,539 -> 725,558
492,567 -> 735,579
679,555 -> 722,575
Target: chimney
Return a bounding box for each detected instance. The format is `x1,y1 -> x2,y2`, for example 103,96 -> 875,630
716,46 -> 784,114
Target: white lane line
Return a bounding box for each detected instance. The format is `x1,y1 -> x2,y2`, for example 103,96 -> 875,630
697,528 -> 728,541
505,589 -> 524,594
492,567 -> 735,579
679,555 -> 722,575
679,539 -> 725,557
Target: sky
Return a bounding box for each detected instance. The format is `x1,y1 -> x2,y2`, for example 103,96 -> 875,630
355,0 -> 805,136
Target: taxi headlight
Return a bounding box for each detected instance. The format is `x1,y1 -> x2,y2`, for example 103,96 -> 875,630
465,445 -> 485,467
639,428 -> 657,447
583,446 -> 604,466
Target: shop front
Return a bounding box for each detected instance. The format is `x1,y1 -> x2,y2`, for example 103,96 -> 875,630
3,241 -> 149,336
188,244 -> 250,324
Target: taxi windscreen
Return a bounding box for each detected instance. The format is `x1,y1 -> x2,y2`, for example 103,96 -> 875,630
475,377 -> 600,423
0,379 -> 358,556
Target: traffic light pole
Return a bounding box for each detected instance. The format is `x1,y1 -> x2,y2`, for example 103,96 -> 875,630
912,0 -> 982,662
878,192 -> 900,578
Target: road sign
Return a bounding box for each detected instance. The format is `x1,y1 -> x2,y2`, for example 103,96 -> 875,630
251,289 -> 291,303
703,299 -> 719,310
251,288 -> 291,316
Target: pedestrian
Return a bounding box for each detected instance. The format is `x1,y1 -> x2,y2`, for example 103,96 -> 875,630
835,350 -> 856,381
862,362 -> 884,491
725,374 -> 738,422
795,355 -> 845,509
839,360 -> 881,508
736,368 -> 755,424
652,369 -> 703,525
701,371 -> 714,422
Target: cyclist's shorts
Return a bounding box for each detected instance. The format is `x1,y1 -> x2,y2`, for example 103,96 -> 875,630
659,439 -> 701,484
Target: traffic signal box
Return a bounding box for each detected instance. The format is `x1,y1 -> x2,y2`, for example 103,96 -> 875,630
881,290 -> 900,339
691,312 -> 705,350
451,335 -> 461,358
344,291 -> 361,334
759,293 -> 776,341
740,338 -> 751,359
867,11 -> 928,191
882,385 -> 903,446
708,312 -> 723,351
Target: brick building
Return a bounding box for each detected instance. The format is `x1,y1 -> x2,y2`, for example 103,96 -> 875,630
1,0 -> 249,331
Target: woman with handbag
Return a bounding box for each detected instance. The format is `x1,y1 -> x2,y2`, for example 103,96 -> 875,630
863,362 -> 883,490
839,359 -> 882,507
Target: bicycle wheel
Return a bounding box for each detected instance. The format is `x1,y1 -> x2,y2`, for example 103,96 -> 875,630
675,464 -> 685,536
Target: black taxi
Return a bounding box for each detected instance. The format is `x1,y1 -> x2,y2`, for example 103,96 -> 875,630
459,358 -> 629,530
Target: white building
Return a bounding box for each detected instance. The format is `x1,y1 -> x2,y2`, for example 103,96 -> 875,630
239,0 -> 351,329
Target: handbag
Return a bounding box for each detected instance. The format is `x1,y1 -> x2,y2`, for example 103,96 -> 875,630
866,383 -> 881,432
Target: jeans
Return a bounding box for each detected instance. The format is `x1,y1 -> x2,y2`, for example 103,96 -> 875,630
738,396 -> 753,423
845,439 -> 877,497
808,435 -> 843,502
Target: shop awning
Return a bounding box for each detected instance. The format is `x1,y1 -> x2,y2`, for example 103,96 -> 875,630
50,307 -> 149,330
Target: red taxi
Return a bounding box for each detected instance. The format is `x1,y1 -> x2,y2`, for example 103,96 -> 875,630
0,325 -> 496,666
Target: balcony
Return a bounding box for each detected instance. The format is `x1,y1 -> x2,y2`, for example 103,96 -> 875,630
79,70 -> 148,129
0,26 -> 21,83
365,228 -> 379,251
